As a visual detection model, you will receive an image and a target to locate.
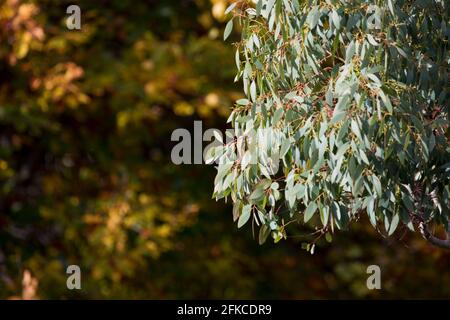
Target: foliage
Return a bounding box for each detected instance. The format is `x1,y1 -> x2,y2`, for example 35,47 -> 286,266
0,0 -> 238,298
214,0 -> 450,249
1,0 -> 450,300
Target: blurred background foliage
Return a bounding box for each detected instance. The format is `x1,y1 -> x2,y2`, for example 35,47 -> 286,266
0,0 -> 448,299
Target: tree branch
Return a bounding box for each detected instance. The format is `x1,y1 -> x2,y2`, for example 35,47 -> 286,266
407,183 -> 450,250
418,221 -> 450,250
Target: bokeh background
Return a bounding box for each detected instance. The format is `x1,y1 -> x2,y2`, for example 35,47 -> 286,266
0,0 -> 449,299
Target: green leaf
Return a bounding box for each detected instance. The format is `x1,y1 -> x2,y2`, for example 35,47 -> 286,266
335,142 -> 349,159
250,81 -> 257,102
372,176 -> 382,196
225,2 -> 237,15
379,90 -> 393,113
266,0 -> 276,14
335,95 -> 350,112
320,205 -> 329,226
232,201 -> 241,222
280,138 -> 291,158
345,40 -> 356,63
235,49 -> 240,69
213,130 -> 223,143
304,202 -> 318,223
215,163 -> 233,182
330,111 -> 346,124
331,10 -> 340,29
244,61 -> 253,79
367,34 -> 379,46
359,149 -> 370,165
307,6 -> 320,29
224,19 -> 233,41
236,98 -> 249,105
402,193 -> 414,212
249,186 -> 265,201
429,133 -> 436,152
272,108 -> 283,125
331,201 -> 341,221
238,204 -> 252,228
387,0 -> 395,15
258,225 -> 270,245
294,184 -> 306,199
388,214 -> 399,236
351,119 -> 362,141
367,196 -> 376,227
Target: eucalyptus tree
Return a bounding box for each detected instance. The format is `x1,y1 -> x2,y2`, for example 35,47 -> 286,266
213,0 -> 450,250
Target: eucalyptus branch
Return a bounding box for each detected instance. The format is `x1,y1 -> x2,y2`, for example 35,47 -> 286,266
418,221 -> 450,250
